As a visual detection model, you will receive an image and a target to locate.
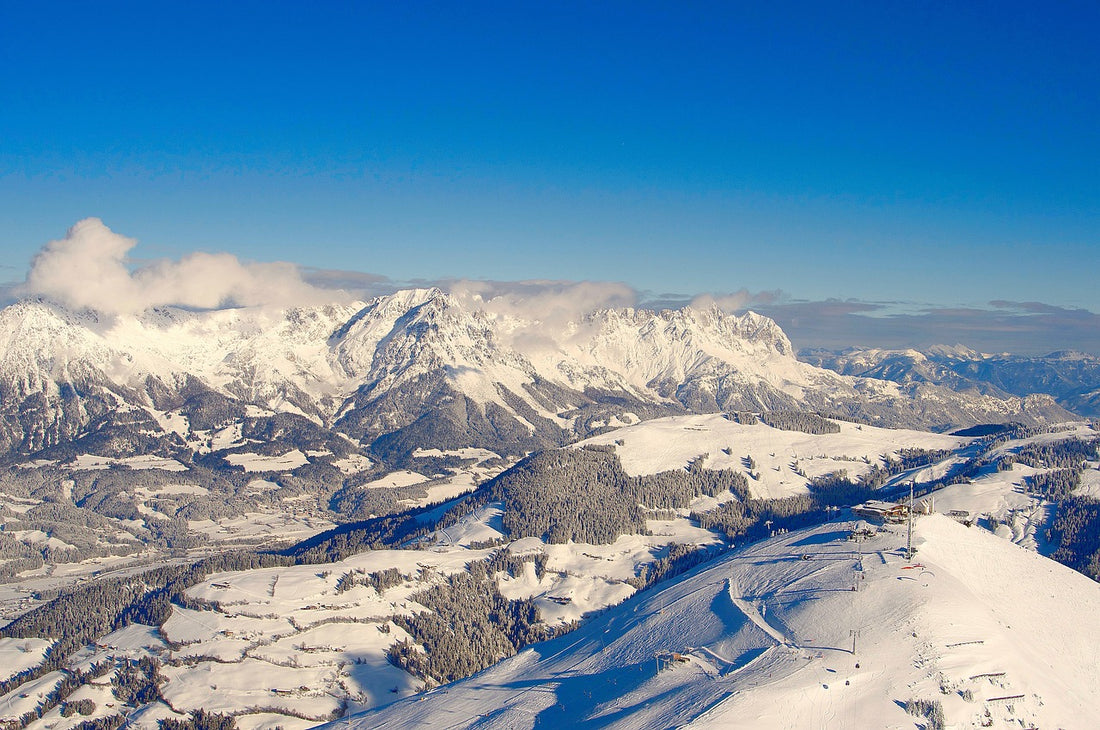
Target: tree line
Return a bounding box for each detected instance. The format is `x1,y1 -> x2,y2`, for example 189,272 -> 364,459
484,447 -> 747,545
387,558 -> 558,685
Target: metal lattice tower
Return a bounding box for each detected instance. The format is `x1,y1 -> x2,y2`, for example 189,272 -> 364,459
906,481 -> 915,562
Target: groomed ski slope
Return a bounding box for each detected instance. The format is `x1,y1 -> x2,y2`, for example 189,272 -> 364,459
326,514 -> 1100,730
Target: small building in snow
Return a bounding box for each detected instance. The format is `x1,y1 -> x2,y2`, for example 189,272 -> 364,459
852,500 -> 909,524
946,509 -> 972,526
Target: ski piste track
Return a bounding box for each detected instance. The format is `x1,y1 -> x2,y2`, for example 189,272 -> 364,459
325,511 -> 1100,729
323,519 -> 911,729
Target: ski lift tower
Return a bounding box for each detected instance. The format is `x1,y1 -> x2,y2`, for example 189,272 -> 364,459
853,530 -> 865,591
906,481 -> 915,562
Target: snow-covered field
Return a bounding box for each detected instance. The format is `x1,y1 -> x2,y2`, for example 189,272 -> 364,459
14,454 -> 190,471
187,512 -> 337,544
579,413 -> 969,499
142,547 -> 489,725
224,450 -> 311,472
0,637 -> 53,682
391,448 -> 508,509
361,470 -> 429,489
932,421 -> 1098,552
70,454 -> 190,471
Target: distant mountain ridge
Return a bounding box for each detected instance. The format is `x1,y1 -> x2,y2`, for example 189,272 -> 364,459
0,291 -> 1074,465
802,345 -> 1100,418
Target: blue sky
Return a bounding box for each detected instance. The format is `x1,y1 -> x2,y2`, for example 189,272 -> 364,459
1,1 -> 1097,353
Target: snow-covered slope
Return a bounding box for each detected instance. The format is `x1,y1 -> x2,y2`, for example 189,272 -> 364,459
576,412 -> 968,500
330,514 -> 1100,730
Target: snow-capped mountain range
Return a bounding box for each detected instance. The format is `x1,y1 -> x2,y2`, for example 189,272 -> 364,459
0,290 -> 1072,462
803,345 -> 1100,418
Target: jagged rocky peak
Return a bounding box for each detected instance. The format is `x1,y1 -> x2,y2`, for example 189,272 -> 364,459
581,303 -> 791,351
692,305 -> 793,356
0,299 -> 117,394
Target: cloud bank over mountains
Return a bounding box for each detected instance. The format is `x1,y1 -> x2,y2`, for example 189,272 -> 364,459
20,218 -> 346,314
10,219 -> 1099,356
751,298 -> 1100,356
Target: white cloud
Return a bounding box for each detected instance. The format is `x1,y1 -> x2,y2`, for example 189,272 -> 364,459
690,289 -> 782,313
20,218 -> 346,314
452,279 -> 636,318
449,279 -> 638,354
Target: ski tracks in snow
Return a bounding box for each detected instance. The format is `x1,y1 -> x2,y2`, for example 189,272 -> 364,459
727,578 -> 794,647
